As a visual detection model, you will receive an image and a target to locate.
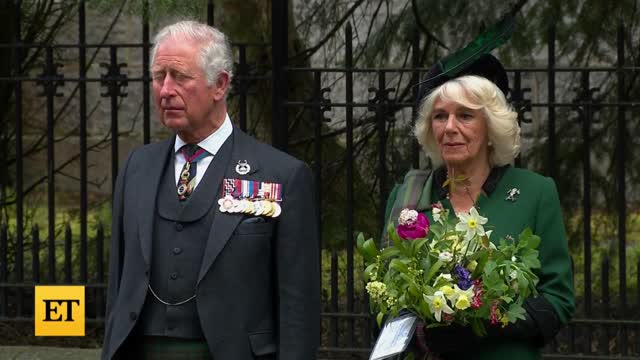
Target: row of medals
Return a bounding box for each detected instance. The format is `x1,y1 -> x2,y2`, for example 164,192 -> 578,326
219,195 -> 281,217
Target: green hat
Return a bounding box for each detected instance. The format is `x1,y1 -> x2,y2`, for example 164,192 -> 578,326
418,15 -> 514,100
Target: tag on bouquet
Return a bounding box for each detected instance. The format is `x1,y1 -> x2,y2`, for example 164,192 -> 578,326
369,314 -> 417,360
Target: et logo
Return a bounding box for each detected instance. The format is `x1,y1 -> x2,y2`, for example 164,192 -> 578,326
34,286 -> 85,336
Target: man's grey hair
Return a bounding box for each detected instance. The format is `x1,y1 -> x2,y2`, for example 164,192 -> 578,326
151,20 -> 234,87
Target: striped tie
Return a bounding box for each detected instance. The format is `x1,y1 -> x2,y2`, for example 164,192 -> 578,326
176,144 -> 207,201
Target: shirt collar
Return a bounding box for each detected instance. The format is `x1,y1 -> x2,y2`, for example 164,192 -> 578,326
174,113 -> 233,155
433,164 -> 510,200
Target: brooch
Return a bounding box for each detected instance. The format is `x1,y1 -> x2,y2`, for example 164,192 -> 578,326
505,188 -> 520,202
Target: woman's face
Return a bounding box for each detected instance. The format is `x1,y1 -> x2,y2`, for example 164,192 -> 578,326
431,96 -> 490,168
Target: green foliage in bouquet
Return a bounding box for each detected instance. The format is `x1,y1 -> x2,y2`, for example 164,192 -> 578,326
357,205 -> 541,336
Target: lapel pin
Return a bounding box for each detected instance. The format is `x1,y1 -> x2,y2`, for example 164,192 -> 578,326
505,188 -> 520,202
235,160 -> 251,175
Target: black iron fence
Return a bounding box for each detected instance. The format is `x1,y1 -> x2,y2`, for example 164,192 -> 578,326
1,0 -> 640,359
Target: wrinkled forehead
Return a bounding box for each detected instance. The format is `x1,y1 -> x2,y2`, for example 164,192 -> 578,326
151,38 -> 204,70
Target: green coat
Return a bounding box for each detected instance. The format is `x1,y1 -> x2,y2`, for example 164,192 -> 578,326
384,166 -> 575,360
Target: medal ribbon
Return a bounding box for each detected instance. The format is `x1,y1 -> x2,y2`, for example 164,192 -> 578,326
221,179 -> 283,202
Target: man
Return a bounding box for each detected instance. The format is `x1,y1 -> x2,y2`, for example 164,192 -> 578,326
102,20 -> 320,360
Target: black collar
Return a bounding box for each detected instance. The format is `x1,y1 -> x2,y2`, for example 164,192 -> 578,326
433,165 -> 510,200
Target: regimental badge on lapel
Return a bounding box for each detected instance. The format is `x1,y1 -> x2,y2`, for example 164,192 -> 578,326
218,178 -> 283,218
505,188 -> 520,202
235,160 -> 251,175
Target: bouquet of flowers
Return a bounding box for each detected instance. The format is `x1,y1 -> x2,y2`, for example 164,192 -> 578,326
358,203 -> 541,337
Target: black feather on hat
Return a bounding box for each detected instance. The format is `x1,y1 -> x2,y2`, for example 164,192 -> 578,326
418,14 -> 514,100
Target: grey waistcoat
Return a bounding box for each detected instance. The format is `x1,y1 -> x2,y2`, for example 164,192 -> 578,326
137,138 -> 232,339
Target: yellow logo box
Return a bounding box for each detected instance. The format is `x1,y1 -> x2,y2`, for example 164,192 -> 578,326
34,285 -> 85,336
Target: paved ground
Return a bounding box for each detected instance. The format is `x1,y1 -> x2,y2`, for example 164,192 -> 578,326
0,346 -> 100,360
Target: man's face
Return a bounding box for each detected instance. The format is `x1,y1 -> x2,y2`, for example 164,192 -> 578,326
151,37 -> 224,140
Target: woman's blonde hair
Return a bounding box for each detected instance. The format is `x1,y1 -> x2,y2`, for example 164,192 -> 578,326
414,75 -> 520,166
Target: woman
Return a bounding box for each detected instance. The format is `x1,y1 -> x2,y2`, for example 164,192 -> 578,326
384,55 -> 575,359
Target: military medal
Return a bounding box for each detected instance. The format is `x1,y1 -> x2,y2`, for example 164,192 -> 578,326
230,198 -> 244,213
218,195 -> 234,212
242,199 -> 255,214
261,200 -> 274,217
253,201 -> 264,216
271,202 -> 282,217
219,178 -> 283,217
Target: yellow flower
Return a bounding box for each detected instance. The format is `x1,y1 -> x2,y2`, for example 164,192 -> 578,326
439,285 -> 455,298
366,281 -> 387,301
455,294 -> 471,310
500,313 -> 509,327
448,284 -> 474,310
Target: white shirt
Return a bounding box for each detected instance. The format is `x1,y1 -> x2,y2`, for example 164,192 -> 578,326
174,114 -> 233,189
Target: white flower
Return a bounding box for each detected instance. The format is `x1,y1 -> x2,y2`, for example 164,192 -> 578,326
424,291 -> 454,322
434,273 -> 452,284
509,270 -> 518,280
432,207 -> 442,222
398,208 -> 418,226
456,207 -> 488,241
511,256 -> 517,262
438,251 -> 453,263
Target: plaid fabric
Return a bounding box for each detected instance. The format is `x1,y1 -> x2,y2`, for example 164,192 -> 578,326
384,169 -> 432,246
121,336 -> 213,359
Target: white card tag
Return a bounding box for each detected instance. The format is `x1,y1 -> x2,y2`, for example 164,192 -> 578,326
369,314 -> 418,360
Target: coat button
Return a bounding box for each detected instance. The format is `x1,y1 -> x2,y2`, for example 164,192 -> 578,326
170,272 -> 178,280
175,222 -> 184,231
129,312 -> 137,321
172,247 -> 182,255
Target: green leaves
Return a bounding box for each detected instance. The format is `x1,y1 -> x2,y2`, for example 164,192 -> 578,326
357,232 -> 380,260
506,302 -> 527,322
376,312 -> 385,328
424,260 -> 444,284
518,228 -> 541,250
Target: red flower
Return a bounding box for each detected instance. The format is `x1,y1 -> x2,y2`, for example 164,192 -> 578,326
490,300 -> 500,326
397,212 -> 429,239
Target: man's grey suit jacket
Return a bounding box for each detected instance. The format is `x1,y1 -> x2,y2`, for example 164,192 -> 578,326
102,127 -> 320,359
